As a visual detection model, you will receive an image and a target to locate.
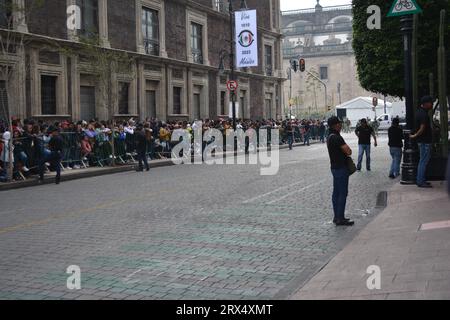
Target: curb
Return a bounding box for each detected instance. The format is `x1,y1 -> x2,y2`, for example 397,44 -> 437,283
0,141 -> 321,192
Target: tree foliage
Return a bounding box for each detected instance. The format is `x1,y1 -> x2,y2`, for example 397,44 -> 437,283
352,0 -> 450,98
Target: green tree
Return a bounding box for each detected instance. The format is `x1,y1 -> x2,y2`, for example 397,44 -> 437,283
353,0 -> 450,98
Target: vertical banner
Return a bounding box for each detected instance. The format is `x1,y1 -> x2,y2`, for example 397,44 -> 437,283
229,102 -> 239,119
235,10 -> 258,68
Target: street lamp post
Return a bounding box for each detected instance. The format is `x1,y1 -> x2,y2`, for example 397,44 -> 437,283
400,15 -> 419,185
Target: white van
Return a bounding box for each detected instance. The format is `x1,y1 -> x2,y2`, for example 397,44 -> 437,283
377,114 -> 406,130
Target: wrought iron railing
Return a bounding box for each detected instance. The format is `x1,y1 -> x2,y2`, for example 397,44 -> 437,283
144,39 -> 160,56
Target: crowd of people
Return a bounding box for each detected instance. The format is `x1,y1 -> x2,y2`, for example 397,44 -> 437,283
0,117 -> 328,182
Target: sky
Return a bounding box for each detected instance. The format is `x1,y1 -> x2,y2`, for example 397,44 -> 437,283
281,0 -> 352,11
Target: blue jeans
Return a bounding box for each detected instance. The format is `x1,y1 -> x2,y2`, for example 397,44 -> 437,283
357,144 -> 371,170
303,132 -> 310,146
331,167 -> 349,221
417,143 -> 432,186
389,147 -> 402,177
287,134 -> 293,150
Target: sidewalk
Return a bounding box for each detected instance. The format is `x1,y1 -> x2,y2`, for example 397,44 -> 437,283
291,181 -> 450,300
0,141 -> 317,191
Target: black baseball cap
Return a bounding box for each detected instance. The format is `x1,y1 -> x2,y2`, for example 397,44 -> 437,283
328,116 -> 342,127
421,96 -> 434,104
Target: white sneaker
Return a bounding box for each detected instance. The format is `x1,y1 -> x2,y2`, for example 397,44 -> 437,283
45,162 -> 50,167
73,165 -> 81,169
22,166 -> 30,172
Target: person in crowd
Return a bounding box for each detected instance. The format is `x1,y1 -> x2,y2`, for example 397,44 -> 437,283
319,121 -> 326,143
39,126 -> 64,184
135,124 -> 149,172
410,96 -> 434,188
303,120 -> 311,146
0,129 -> 13,171
13,130 -> 30,172
0,161 -> 7,182
327,116 -> 354,226
286,121 -> 294,150
388,117 -> 404,179
81,134 -> 93,166
355,118 -> 378,172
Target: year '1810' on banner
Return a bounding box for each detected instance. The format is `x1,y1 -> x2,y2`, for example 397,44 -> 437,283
235,9 -> 258,68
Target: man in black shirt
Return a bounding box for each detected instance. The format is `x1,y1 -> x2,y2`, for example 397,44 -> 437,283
388,117 -> 404,179
327,116 -> 354,226
286,121 -> 294,150
39,126 -> 63,184
303,121 -> 311,146
355,118 -> 377,171
411,96 -> 434,188
135,125 -> 149,172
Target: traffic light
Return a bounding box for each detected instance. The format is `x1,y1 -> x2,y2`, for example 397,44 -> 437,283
299,58 -> 306,72
290,59 -> 298,72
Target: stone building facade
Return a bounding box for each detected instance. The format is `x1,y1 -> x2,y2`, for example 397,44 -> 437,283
0,0 -> 284,122
281,0 -> 372,118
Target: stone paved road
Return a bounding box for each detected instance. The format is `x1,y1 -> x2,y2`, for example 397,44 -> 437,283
0,133 -> 396,300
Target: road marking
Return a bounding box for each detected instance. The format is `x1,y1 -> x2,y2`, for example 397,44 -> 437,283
266,180 -> 326,204
243,179 -> 316,204
0,189 -> 173,236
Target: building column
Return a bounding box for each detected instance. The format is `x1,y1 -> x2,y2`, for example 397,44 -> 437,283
29,48 -> 40,116
159,64 -> 167,120
138,62 -> 145,120
187,68 -> 192,118
13,0 -> 28,33
71,55 -> 81,120
98,0 -> 111,48
129,63 -> 138,116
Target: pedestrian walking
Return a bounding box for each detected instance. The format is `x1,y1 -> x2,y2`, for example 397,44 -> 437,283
388,117 -> 404,179
319,121 -> 326,143
286,121 -> 294,150
355,118 -> 377,171
410,96 -> 434,188
135,125 -> 149,172
327,116 -> 354,226
39,126 -> 63,184
303,121 -> 311,146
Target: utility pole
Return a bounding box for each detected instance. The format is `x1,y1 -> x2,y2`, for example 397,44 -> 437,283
229,0 -> 236,131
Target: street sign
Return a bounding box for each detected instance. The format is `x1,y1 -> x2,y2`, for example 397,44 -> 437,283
227,80 -> 238,92
387,0 -> 422,17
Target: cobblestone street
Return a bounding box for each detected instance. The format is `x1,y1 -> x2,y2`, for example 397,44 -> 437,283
0,133 -> 397,300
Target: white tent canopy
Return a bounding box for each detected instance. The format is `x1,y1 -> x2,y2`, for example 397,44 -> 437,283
335,97 -> 393,126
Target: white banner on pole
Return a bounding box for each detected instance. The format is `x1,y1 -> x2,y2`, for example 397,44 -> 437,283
235,10 -> 258,68
229,102 -> 239,119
